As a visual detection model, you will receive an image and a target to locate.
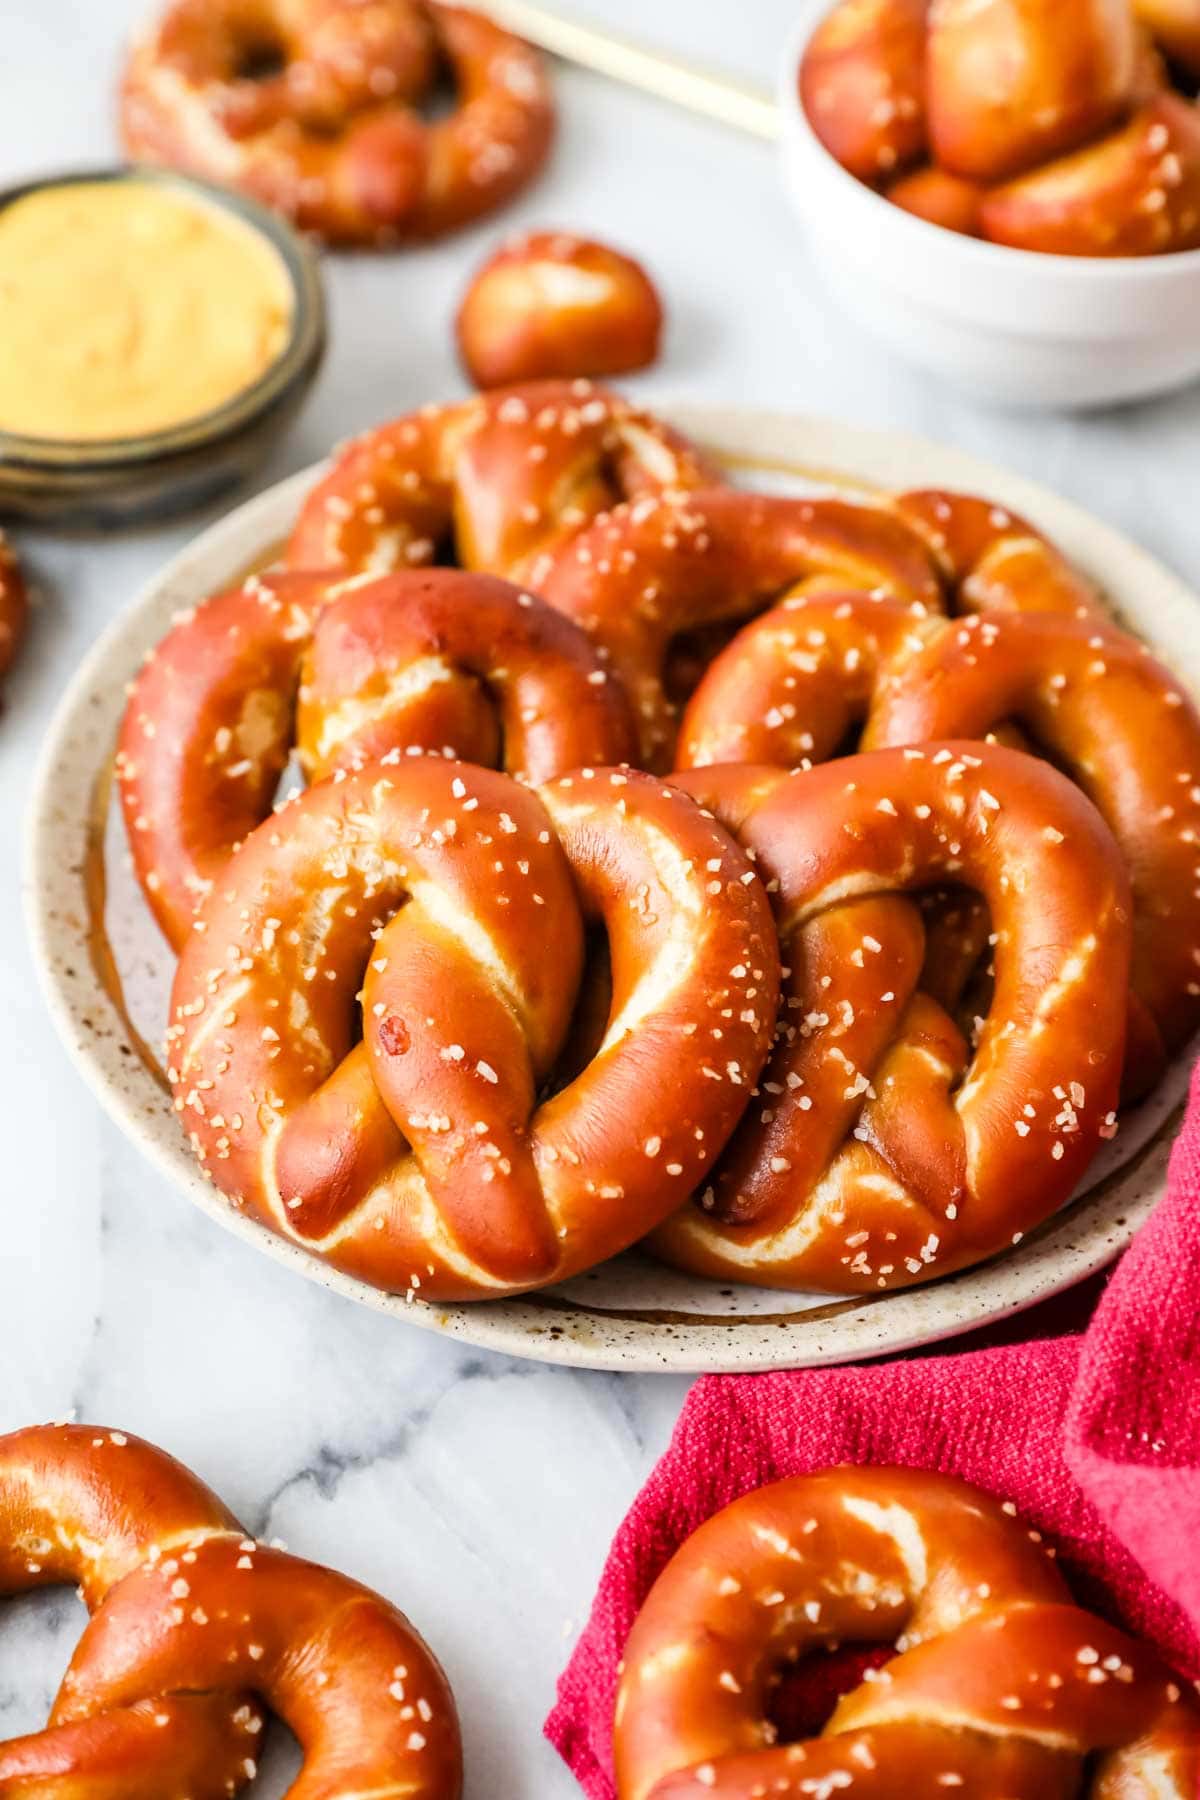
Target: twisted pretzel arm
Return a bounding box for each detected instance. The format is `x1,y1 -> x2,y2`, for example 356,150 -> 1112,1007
168,760 -> 780,1298
893,491 -> 1108,619
537,488 -> 941,767
615,1466 -> 1198,1800
659,744 -> 1132,1291
865,609 -> 1200,1093
285,381 -> 716,579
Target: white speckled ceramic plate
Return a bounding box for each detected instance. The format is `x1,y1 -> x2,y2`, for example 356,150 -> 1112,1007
24,407 -> 1199,1373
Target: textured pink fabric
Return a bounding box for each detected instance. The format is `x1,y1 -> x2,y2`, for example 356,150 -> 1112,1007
546,1061 -> 1200,1798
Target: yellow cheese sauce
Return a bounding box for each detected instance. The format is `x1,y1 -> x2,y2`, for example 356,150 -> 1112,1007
0,179 -> 294,442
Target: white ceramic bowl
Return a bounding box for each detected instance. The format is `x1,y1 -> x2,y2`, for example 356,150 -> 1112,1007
778,6 -> 1200,409
24,406 -> 1199,1372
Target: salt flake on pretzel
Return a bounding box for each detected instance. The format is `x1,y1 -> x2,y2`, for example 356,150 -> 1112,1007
121,0 -> 554,247
660,742 -> 1131,1293
615,1466 -> 1199,1800
0,1422 -> 461,1798
118,566 -> 635,949
168,759 -> 780,1299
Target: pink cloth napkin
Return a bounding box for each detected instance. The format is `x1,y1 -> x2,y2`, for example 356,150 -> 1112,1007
546,1061 -> 1200,1798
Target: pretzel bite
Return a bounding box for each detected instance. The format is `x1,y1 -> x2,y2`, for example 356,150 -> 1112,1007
657,743 -> 1131,1294
0,1422 -> 461,1799
886,164 -> 985,234
980,91 -> 1200,255
798,0 -> 928,183
456,231 -> 664,388
926,0 -> 1139,182
615,1466 -> 1199,1800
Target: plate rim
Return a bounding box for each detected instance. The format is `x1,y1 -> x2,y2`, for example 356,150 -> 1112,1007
22,402 -> 1197,1374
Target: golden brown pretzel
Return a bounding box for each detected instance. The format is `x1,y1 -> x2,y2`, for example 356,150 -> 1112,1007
535,487 -> 942,767
891,489 -> 1106,618
456,231 -> 664,388
979,91 -> 1200,257
168,758 -> 780,1299
0,1422 -> 461,1798
615,1466 -> 1199,1800
284,379 -> 717,580
925,0 -> 1139,182
658,743 -> 1131,1292
798,0 -> 928,182
118,566 -> 634,950
120,0 -> 554,247
680,598 -> 1200,1100
0,531 -> 28,689
868,609 -> 1200,1095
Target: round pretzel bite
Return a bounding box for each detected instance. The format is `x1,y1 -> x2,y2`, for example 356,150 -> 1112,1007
614,1467 -> 1199,1800
886,164 -> 985,235
979,91 -> 1200,256
657,743 -> 1131,1293
167,760 -> 780,1300
0,531 -> 28,689
456,231 -> 663,389
925,0 -> 1139,183
120,0 -> 554,247
118,567 -> 634,950
535,488 -> 942,768
798,0 -> 928,184
867,610 -> 1200,1096
284,379 -> 717,579
0,1422 -> 461,1799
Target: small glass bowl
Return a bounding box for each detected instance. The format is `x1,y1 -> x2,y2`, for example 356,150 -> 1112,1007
0,167 -> 326,527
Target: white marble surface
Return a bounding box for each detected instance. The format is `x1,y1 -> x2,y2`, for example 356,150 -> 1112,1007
2,2 -> 1200,1791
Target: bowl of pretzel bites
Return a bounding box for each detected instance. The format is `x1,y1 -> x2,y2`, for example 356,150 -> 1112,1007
780,0 -> 1200,406
26,381 -> 1200,1372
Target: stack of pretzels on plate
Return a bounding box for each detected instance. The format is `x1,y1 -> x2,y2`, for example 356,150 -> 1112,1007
116,378 -> 1200,1305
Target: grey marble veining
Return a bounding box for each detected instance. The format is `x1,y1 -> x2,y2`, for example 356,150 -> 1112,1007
2,1 -> 1199,1793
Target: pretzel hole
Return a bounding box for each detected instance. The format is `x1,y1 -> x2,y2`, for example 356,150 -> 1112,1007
0,1585 -> 88,1737
766,1643 -> 895,1743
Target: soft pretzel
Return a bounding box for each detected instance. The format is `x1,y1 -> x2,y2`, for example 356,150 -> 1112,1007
615,1466 -> 1199,1800
0,531 -> 27,689
868,609 -> 1200,1095
167,758 -> 780,1299
0,1422 -> 461,1798
979,91 -> 1200,257
118,566 -> 635,949
535,487 -> 942,767
886,163 -> 986,235
456,231 -> 664,389
797,0 -> 927,183
680,597 -> 1200,1099
925,0 -> 1139,182
657,743 -> 1131,1292
284,379 -> 716,580
890,489 -> 1107,619
120,0 -> 554,247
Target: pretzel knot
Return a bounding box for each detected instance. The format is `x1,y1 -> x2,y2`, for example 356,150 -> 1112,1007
118,567 -> 635,950
0,1423 -> 461,1799
167,759 -> 780,1299
0,531 -> 27,686
121,0 -> 554,247
285,380 -> 717,581
614,1467 -> 1199,1800
659,742 -> 1132,1292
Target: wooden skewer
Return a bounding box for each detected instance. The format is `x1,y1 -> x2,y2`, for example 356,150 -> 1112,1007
485,0 -> 781,141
